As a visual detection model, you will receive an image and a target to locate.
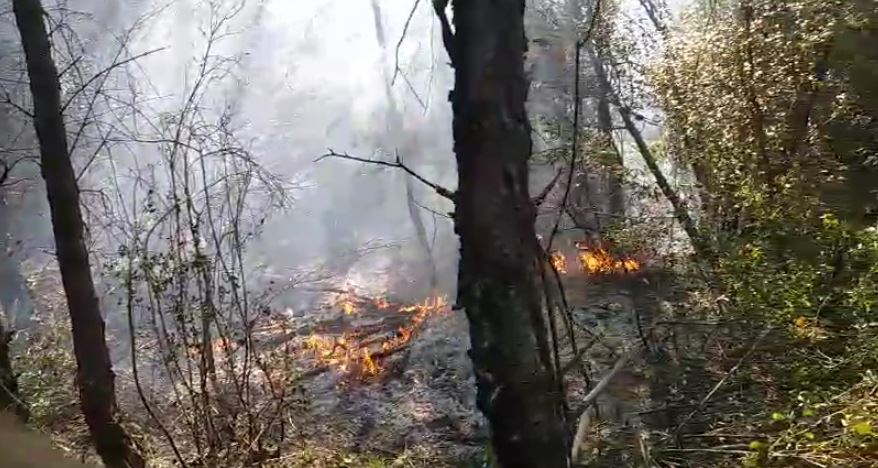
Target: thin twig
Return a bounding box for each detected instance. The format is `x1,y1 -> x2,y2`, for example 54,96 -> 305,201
1,91 -> 34,118
390,0 -> 421,86
317,149 -> 455,201
60,47 -> 166,113
547,39 -> 582,252
546,0 -> 602,250
533,167 -> 563,207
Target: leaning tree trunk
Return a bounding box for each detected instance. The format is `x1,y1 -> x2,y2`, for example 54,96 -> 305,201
436,1 -> 569,466
12,1 -> 144,467
587,47 -> 713,261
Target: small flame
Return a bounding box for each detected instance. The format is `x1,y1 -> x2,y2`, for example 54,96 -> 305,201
341,300 -> 357,315
362,348 -> 380,375
549,250 -> 568,274
576,244 -> 641,275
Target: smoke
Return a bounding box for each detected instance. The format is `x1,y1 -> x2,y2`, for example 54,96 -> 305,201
57,0 -> 456,302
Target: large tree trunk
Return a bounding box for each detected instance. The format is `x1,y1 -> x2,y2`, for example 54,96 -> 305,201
12,1 -> 144,466
437,1 -> 569,466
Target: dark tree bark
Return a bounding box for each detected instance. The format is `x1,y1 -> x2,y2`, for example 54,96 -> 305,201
11,1 -> 144,466
435,1 -> 569,466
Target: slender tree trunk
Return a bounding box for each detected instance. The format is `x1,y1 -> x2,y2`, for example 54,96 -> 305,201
597,90 -> 625,217
12,1 -> 144,466
436,1 -> 569,466
370,0 -> 439,292
587,47 -> 712,260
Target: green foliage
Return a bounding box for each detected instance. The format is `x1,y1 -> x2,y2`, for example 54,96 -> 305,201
16,317 -> 79,429
650,1 -> 878,465
716,214 -> 878,326
654,0 -> 878,233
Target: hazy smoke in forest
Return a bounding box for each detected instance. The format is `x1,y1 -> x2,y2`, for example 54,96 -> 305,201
0,0 -> 458,320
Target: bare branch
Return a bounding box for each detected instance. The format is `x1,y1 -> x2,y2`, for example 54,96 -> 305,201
546,39 -> 583,252
391,0 -> 421,86
533,167 -> 563,207
60,47 -> 166,113
0,157 -> 28,187
317,149 -> 455,202
1,91 -> 33,118
545,0 -> 602,251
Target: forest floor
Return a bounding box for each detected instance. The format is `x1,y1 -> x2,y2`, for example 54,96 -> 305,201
15,255 -> 876,467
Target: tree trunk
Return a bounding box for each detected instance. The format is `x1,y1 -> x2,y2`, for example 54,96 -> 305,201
370,0 -> 439,293
587,47 -> 712,261
597,90 -> 625,217
437,1 -> 569,466
12,1 -> 144,466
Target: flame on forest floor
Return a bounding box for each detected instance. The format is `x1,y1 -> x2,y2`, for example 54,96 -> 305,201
550,250 -> 568,274
577,243 -> 641,275
304,294 -> 449,377
333,293 -> 391,315
550,242 -> 642,276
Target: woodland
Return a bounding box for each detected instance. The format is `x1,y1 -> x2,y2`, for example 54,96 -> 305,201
0,0 -> 877,467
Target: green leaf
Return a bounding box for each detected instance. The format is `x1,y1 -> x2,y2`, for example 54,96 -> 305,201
804,432 -> 816,440
749,440 -> 765,450
851,421 -> 873,436
771,412 -> 787,421
802,408 -> 815,417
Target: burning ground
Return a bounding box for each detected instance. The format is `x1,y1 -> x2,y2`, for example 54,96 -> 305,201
273,243 -> 646,464
248,290 -> 486,464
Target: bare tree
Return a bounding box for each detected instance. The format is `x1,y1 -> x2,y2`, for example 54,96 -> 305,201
433,0 -> 569,465
11,1 -> 144,466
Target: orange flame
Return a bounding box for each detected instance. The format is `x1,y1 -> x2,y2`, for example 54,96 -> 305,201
576,245 -> 641,275
304,294 -> 449,377
362,348 -> 380,375
549,250 -> 568,274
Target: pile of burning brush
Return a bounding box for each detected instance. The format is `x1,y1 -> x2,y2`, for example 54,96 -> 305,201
253,291 -> 451,380
169,290 -> 451,386
549,240 -> 641,277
